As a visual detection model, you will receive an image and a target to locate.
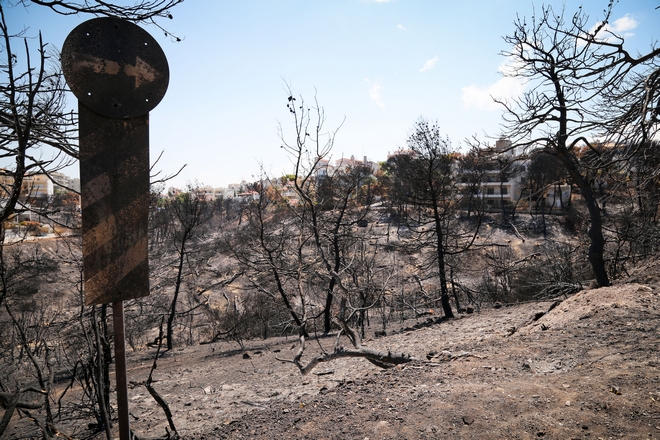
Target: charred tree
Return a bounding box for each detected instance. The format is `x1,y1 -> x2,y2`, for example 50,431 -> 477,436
384,119 -> 481,318
498,3 -> 660,286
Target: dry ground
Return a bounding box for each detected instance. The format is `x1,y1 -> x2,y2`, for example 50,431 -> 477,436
110,279 -> 660,440
5,255 -> 660,439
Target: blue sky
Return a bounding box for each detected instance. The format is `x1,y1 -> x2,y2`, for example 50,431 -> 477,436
6,0 -> 659,189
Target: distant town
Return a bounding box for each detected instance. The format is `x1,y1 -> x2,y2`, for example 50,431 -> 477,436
166,139 -> 572,211
0,137 -> 620,231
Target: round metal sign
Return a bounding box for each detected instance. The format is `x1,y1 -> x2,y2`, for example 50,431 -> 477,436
62,17 -> 169,119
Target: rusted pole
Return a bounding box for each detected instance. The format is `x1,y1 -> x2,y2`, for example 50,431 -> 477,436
113,301 -> 130,440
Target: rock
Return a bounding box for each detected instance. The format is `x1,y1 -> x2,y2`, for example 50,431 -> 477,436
430,350 -> 454,362
462,415 -> 475,425
466,306 -> 475,314
494,302 -> 503,309
373,420 -> 392,436
243,352 -> 251,359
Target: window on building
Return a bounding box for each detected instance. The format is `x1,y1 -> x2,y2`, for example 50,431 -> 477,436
487,187 -> 495,195
502,187 -> 508,195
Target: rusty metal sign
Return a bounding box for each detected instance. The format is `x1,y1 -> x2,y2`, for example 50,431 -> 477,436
62,17 -> 169,305
62,17 -> 169,119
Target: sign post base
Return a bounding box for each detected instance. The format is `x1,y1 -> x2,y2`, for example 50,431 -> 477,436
113,301 -> 130,440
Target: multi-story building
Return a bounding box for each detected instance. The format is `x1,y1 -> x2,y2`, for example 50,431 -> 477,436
51,172 -> 81,193
277,178 -> 300,205
198,185 -> 222,201
22,174 -> 54,198
333,155 -> 379,175
0,170 -> 81,199
167,183 -> 248,201
315,159 -> 332,178
457,139 -> 529,209
314,155 -> 379,179
479,166 -> 526,208
0,173 -> 55,199
387,148 -> 417,160
0,171 -> 79,224
223,183 -> 241,198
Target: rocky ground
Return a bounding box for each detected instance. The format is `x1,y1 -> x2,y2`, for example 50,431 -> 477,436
111,278 -> 660,440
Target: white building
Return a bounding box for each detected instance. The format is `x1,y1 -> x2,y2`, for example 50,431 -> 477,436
21,174 -> 53,198
333,155 -> 379,175
51,172 -> 80,193
545,184 -> 572,208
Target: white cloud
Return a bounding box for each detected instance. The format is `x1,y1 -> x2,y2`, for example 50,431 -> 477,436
589,14 -> 638,42
397,24 -> 406,30
365,79 -> 385,108
461,60 -> 527,111
419,55 -> 438,73
610,15 -> 638,33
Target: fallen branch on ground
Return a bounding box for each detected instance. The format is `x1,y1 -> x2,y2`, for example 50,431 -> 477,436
278,297 -> 414,375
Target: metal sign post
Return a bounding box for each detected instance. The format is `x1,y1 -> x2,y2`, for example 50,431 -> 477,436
112,301 -> 130,439
62,17 -> 169,439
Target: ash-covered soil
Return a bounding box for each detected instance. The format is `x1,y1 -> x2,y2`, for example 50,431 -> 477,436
114,280 -> 660,440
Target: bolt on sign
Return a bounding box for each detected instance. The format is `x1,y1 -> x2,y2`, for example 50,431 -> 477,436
62,18 -> 169,305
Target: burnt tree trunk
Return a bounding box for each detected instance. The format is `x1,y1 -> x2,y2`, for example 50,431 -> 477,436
432,191 -> 454,318
552,132 -> 609,287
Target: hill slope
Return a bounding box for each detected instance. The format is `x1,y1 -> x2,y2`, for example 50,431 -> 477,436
106,281 -> 660,439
